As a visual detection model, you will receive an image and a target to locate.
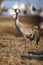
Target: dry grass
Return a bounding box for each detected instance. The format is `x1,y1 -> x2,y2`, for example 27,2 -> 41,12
0,18 -> 43,65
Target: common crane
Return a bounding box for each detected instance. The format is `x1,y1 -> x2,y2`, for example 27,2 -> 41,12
13,9 -> 40,52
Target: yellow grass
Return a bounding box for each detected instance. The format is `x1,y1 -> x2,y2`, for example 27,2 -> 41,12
0,16 -> 43,65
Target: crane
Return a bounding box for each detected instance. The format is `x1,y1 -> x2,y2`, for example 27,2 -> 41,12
13,9 -> 40,52
0,0 -> 40,52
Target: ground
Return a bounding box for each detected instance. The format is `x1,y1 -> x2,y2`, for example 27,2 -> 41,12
0,17 -> 43,65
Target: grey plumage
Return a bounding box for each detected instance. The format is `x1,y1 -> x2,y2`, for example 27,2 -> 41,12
14,9 -> 40,52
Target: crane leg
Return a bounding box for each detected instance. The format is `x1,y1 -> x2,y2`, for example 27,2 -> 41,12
23,34 -> 27,53
35,34 -> 40,45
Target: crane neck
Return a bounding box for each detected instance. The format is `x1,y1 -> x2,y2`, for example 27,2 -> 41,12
15,12 -> 18,20
14,12 -> 19,26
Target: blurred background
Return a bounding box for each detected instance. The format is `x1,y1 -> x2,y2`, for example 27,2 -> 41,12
0,0 -> 43,16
